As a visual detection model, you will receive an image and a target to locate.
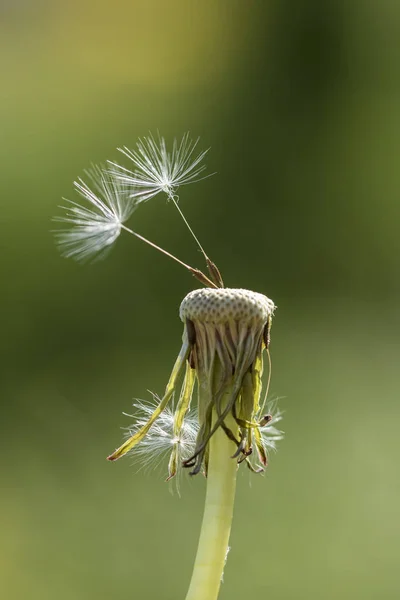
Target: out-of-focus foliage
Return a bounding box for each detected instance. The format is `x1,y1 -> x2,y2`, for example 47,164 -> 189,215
1,1 -> 399,599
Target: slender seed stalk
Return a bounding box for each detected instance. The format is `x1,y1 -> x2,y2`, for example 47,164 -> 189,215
169,196 -> 224,287
170,196 -> 208,260
121,224 -> 217,288
185,399 -> 238,600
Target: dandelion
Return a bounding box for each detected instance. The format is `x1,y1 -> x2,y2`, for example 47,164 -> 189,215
108,287 -> 282,600
55,135 -> 284,600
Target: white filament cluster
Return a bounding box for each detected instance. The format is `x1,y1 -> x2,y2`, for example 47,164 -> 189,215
54,134 -> 210,262
109,132 -> 211,202
54,166 -> 136,262
259,399 -> 284,453
123,395 -> 199,474
123,395 -> 283,477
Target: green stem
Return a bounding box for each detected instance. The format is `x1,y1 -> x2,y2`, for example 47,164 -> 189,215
185,410 -> 238,600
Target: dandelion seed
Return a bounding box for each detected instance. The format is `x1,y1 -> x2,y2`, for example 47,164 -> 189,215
123,395 -> 199,472
260,399 -> 284,450
109,132 -> 211,203
124,396 -> 282,478
53,164 -> 218,287
54,165 -> 136,262
246,399 -> 284,471
108,133 -> 224,286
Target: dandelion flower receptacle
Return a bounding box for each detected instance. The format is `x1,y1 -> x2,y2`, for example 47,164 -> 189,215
107,288 -> 279,600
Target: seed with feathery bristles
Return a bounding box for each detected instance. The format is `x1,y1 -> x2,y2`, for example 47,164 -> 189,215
54,165 -> 136,262
122,395 -> 283,481
108,132 -> 212,203
123,396 -> 199,476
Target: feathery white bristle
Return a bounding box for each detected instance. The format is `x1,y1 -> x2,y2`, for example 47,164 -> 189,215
259,399 -> 284,453
123,395 -> 283,478
108,132 -> 212,202
54,165 -> 136,262
123,395 -> 199,474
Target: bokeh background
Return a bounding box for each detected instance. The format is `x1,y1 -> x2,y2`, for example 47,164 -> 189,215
1,1 -> 400,599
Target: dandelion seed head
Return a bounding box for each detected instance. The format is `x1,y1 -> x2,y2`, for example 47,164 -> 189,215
54,165 -> 136,262
108,132 -> 212,203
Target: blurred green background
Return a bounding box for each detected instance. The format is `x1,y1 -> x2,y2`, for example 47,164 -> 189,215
1,1 -> 400,599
